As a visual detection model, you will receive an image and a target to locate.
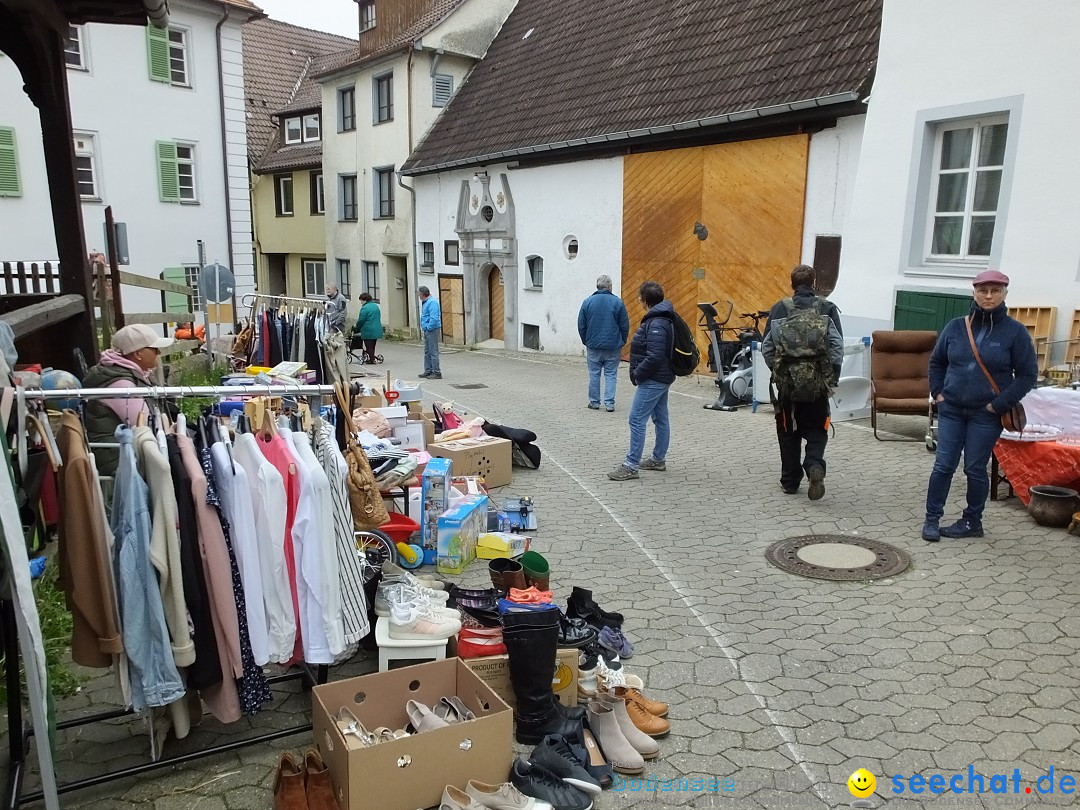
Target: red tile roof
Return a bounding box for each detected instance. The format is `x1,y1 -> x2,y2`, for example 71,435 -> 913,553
402,0 -> 882,175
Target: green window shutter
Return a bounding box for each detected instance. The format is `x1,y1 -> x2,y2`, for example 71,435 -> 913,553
155,141 -> 180,202
163,267 -> 188,312
0,127 -> 21,198
147,26 -> 170,83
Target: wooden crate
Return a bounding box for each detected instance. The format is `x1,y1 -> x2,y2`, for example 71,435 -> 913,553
1010,306 -> 1055,372
1066,310 -> 1080,366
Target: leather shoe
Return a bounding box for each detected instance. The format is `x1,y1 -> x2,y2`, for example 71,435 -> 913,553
304,748 -> 340,810
273,752 -> 307,810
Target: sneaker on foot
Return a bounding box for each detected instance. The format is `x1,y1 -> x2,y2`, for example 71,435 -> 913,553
922,520 -> 941,542
782,485 -> 799,494
587,403 -> 600,410
605,406 -> 615,412
807,467 -> 825,501
940,518 -> 984,538
428,373 -> 443,379
638,457 -> 666,471
606,464 -> 638,481
418,372 -> 431,378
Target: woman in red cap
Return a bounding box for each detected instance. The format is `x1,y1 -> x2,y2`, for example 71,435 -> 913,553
922,270 -> 1038,541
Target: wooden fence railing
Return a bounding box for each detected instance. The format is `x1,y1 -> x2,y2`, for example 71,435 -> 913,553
1,261 -> 62,296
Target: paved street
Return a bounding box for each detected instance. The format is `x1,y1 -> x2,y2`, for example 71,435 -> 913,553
13,341 -> 1080,810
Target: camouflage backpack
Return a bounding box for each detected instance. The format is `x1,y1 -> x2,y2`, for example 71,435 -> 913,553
773,297 -> 833,402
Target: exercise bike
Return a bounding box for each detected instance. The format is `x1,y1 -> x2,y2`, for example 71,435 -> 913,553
698,301 -> 769,412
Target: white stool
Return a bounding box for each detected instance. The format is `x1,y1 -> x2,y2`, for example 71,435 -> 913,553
374,617 -> 449,672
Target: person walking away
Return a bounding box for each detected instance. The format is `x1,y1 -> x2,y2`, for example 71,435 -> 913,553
608,281 -> 675,480
325,284 -> 348,332
82,324 -> 174,476
354,293 -> 384,364
921,270 -> 1037,541
418,286 -> 443,379
761,264 -> 844,500
578,275 -> 630,412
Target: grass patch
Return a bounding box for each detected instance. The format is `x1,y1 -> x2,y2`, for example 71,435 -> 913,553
167,361 -> 230,423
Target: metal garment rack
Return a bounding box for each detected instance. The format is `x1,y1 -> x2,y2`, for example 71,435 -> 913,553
4,383 -> 346,808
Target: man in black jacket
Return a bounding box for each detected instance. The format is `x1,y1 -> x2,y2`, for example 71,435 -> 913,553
761,265 -> 844,500
608,281 -> 675,481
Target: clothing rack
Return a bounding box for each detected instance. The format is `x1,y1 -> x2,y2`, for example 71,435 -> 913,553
3,383 -> 356,808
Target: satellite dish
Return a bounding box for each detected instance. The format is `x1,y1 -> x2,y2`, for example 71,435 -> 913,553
199,263 -> 235,303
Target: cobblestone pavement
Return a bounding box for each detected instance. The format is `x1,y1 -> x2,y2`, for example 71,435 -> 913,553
9,341 -> 1080,810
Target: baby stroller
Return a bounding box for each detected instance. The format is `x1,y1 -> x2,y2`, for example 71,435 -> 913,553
347,332 -> 383,365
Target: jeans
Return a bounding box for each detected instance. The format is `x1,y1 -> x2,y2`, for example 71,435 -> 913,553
925,401 -> 1003,524
423,329 -> 441,374
774,396 -> 830,489
587,347 -> 621,407
624,380 -> 671,469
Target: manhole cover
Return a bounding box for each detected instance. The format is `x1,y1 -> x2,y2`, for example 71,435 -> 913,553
765,535 -> 910,581
450,384 -> 488,389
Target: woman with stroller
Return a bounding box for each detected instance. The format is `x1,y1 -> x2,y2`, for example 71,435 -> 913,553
353,293 -> 384,364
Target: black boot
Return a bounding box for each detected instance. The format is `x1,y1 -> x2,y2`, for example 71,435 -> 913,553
503,610 -> 584,745
567,586 -> 623,629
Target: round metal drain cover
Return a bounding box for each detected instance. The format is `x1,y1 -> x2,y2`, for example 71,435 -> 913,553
765,534 -> 910,581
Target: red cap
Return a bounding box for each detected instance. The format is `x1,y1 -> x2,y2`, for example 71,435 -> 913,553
972,269 -> 1010,286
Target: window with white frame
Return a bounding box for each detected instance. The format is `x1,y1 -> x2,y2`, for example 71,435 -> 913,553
337,259 -> 351,297
168,28 -> 189,86
373,166 -> 394,218
284,114 -> 319,145
302,259 -> 326,298
303,113 -> 321,142
445,240 -> 459,266
310,171 -> 324,215
65,25 -> 86,69
362,260 -> 380,300
339,86 -> 356,131
184,265 -> 203,312
156,140 -> 198,203
340,174 -> 357,221
275,174 -> 293,216
360,2 -> 376,32
926,117 -> 1009,262
373,73 -> 393,123
432,73 -> 453,107
284,117 -> 303,144
527,255 -> 544,288
73,133 -> 99,199
147,26 -> 189,87
176,143 -> 196,201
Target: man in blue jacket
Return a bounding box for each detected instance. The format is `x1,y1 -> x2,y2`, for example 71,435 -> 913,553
609,281 -> 675,481
578,275 -> 630,412
418,286 -> 443,379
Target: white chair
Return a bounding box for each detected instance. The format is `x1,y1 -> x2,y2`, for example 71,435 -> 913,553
374,617 -> 449,672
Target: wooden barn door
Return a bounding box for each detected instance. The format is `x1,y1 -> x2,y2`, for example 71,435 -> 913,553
488,266 -> 504,340
438,275 -> 466,345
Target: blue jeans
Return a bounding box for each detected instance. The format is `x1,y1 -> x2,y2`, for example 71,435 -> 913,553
423,329 -> 441,374
625,380 -> 671,469
925,401 -> 1003,524
587,347 -> 620,408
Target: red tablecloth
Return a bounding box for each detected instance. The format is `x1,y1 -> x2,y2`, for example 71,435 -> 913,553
994,438 -> 1080,505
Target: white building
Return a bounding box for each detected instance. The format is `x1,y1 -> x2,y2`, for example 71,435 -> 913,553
838,0 -> 1080,356
0,0 -> 262,326
315,0 -> 516,332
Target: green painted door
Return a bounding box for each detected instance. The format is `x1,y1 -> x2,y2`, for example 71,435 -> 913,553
894,290 -> 971,333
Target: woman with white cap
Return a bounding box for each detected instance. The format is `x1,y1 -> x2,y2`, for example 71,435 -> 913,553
922,270 -> 1038,541
81,324 -> 174,475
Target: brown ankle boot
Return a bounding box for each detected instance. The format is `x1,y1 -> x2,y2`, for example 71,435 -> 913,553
273,752 -> 308,810
304,748 -> 340,810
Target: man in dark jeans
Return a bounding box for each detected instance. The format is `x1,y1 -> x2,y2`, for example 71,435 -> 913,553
761,265 -> 844,500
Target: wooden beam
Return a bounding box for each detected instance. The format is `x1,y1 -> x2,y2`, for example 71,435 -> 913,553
126,312 -> 198,324
0,295 -> 86,339
117,271 -> 193,295
160,339 -> 200,357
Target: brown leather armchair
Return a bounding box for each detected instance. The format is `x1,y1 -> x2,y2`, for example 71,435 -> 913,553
870,330 -> 939,441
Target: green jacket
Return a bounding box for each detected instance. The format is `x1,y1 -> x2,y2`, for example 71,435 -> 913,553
354,301 -> 384,340
81,362 -> 149,475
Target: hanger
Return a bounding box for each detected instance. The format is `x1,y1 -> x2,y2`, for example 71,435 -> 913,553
258,403 -> 276,441
236,413 -> 251,434
25,412 -> 61,472
211,410 -> 237,474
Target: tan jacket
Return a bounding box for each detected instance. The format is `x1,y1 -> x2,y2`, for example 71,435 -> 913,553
56,411 -> 123,668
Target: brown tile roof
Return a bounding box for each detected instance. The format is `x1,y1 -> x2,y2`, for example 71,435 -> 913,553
256,143 -> 323,174
402,0 -> 882,175
243,17 -> 356,169
313,0 -> 468,80
208,0 -> 265,14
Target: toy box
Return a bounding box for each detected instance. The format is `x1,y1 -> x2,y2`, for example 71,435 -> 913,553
420,457 -> 453,564
476,532 -> 531,560
437,495 -> 488,575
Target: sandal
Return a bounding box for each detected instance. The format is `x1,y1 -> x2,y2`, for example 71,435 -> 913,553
336,706 -> 378,747
373,726 -> 410,742
406,699 -> 450,733
434,695 -> 476,724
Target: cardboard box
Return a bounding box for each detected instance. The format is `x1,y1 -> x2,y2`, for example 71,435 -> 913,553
312,659 -> 512,810
437,495 -> 487,575
408,412 -> 436,446
429,436 -> 513,488
392,421 -> 427,452
476,531 -> 531,560
355,394 -> 383,409
420,457 -> 453,555
405,400 -> 423,415
458,648 -> 578,708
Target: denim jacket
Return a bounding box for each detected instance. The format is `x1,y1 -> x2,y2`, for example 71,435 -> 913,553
111,425 -> 186,711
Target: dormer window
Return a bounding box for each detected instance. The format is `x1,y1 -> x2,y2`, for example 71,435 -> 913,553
360,2 -> 376,32
284,113 -> 320,145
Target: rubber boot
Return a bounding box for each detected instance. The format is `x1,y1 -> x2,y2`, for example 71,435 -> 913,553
489,558 -> 526,592
503,610 -> 584,744
520,551 -> 550,592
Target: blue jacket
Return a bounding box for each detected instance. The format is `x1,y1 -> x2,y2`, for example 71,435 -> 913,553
420,296 -> 442,333
629,299 -> 676,386
577,289 -> 630,350
354,301 -> 384,339
929,301 -> 1038,413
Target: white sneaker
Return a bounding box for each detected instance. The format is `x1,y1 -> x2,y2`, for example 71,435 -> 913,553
597,660 -> 644,690
376,584 -> 459,619
389,602 -> 461,640
385,579 -> 449,603
382,561 -> 448,590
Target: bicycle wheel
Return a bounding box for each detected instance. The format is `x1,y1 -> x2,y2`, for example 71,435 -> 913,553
355,528 -> 397,583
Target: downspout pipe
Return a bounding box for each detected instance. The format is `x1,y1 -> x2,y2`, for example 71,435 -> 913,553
396,43 -> 417,331
215,7 -> 238,324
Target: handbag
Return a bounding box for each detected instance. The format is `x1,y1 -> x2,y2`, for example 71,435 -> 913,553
334,382 -> 389,531
964,316 -> 1027,434
353,407 -> 392,438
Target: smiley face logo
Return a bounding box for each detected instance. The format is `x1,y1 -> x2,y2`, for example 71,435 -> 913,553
848,768 -> 876,798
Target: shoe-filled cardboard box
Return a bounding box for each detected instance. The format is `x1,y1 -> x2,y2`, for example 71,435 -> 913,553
437,494 -> 488,575
312,659 -> 512,810
456,647 -> 578,708
428,436 -> 513,488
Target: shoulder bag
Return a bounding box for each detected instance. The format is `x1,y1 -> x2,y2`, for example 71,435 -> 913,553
334,382 -> 389,531
964,316 -> 1027,434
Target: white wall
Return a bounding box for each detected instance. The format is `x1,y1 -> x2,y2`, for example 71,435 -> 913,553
839,0 -> 1080,352
801,114 -> 864,267
413,156 -> 624,355
0,0 -> 253,326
